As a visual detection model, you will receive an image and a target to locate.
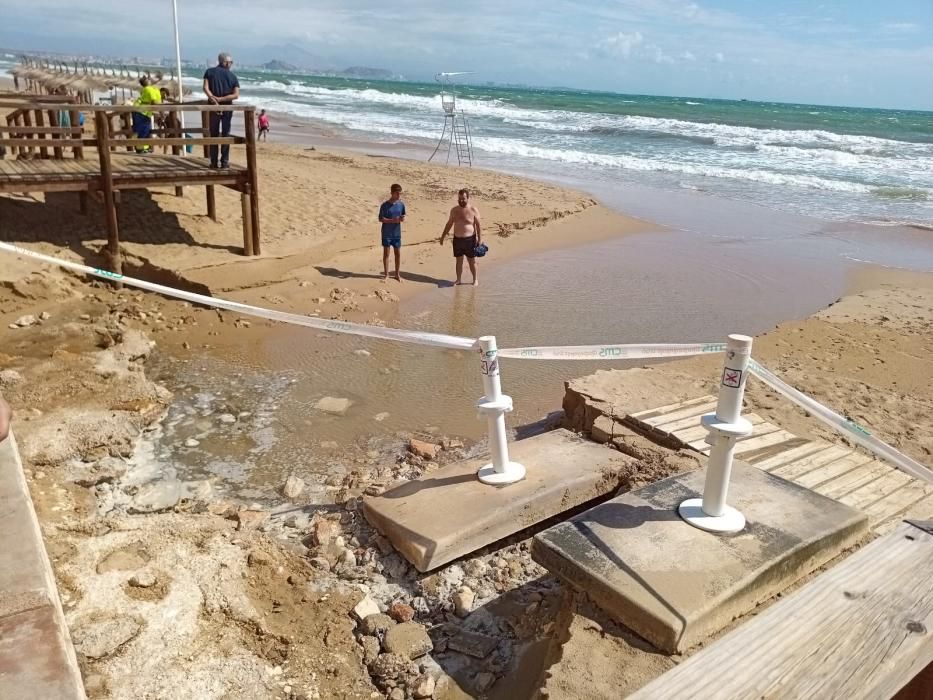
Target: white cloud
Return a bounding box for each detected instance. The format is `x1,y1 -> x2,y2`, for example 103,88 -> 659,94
650,45 -> 676,65
714,52 -> 725,63
680,50 -> 697,62
597,31 -> 644,58
882,22 -> 921,33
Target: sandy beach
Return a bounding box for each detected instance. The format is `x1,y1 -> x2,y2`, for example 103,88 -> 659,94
2,81 -> 933,699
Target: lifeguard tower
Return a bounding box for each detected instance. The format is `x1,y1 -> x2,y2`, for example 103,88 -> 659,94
428,72 -> 475,167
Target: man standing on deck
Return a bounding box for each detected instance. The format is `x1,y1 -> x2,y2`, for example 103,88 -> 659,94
202,53 -> 240,168
439,189 -> 482,286
379,184 -> 406,282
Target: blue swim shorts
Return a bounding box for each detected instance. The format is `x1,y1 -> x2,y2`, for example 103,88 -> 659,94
382,235 -> 401,249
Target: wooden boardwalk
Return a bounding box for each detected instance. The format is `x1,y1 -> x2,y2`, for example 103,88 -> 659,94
0,153 -> 246,191
0,100 -> 262,267
628,396 -> 933,534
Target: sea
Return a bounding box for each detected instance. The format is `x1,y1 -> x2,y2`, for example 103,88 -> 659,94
222,70 -> 933,228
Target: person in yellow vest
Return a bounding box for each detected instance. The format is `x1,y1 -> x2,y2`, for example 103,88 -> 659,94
132,77 -> 162,153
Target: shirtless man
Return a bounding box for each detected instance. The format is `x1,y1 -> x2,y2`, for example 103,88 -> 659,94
439,189 -> 482,286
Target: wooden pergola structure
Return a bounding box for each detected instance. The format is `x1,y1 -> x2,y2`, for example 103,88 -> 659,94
0,99 -> 261,273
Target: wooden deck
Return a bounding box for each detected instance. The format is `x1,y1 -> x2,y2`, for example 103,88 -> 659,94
0,153 -> 246,193
628,396 -> 933,534
0,100 -> 262,267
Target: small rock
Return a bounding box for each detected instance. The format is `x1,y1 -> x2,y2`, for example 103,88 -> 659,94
80,313 -> 91,321
442,438 -> 464,450
314,396 -> 353,416
353,349 -> 371,357
339,548 -> 358,567
374,412 -> 390,422
360,635 -> 381,665
320,440 -> 339,449
128,571 -> 156,588
309,518 -> 341,546
464,560 -> 488,578
298,280 -> 310,287
409,439 -> 441,460
235,509 -> 268,531
0,369 -> 23,387
360,613 -> 395,637
353,596 -> 382,622
369,653 -> 409,680
128,479 -> 182,514
474,672 -> 496,693
248,549 -> 273,567
73,617 -> 141,659
412,674 -> 436,699
218,413 -> 237,424
449,629 -> 499,658
38,311 -> 51,321
282,474 -> 305,499
184,438 -> 200,448
308,557 -> 331,572
388,602 -> 415,623
14,314 -> 38,328
383,622 -> 433,660
452,587 -> 476,618
388,689 -> 405,700
411,597 -> 430,616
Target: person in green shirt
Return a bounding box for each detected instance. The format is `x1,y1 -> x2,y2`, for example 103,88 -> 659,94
132,77 -> 162,153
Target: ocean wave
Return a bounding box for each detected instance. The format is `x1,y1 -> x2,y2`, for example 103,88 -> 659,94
468,136 -> 896,194
239,78 -> 931,161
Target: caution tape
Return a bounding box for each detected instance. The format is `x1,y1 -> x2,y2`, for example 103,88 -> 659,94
749,360 -> 933,485
498,342 -> 725,360
0,242 -> 475,351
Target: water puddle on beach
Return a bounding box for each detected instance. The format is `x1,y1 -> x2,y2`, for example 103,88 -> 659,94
145,189 -> 933,499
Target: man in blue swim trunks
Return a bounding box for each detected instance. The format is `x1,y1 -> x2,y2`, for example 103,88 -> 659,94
379,183 -> 406,282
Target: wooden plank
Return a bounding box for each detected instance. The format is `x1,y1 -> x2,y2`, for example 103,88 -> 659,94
685,428 -> 797,454
841,470 -> 914,511
206,185 -> 217,221
769,445 -> 854,481
628,521 -> 933,700
867,481 -> 933,527
641,400 -> 719,429
0,138 -> 86,148
739,436 -> 815,465
875,496 -> 933,536
795,452 -> 875,489
733,430 -> 800,456
106,137 -> 237,147
241,193 -> 253,256
630,395 -> 716,421
0,126 -> 83,135
671,414 -> 769,443
815,460 -> 896,500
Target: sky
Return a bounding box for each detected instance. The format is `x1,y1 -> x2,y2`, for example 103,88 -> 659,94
2,0 -> 932,110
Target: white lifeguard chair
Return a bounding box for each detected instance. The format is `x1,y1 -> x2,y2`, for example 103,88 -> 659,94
429,72 -> 475,167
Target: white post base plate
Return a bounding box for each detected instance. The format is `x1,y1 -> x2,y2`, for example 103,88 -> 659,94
478,462 -> 526,485
678,498 -> 746,534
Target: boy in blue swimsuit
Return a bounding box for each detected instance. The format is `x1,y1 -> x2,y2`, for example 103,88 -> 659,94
378,183 -> 406,282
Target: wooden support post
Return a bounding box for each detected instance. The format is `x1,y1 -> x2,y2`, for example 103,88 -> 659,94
241,193 -> 254,256
69,109 -> 83,159
95,112 -> 122,279
79,191 -> 88,215
47,110 -> 64,159
21,109 -> 33,155
169,112 -> 184,197
206,186 -> 217,221
34,110 -> 48,158
244,107 -> 261,255
200,111 -> 211,158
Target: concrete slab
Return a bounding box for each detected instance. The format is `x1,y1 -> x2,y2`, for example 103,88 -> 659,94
531,461 -> 869,654
0,433 -> 85,699
363,429 -> 637,572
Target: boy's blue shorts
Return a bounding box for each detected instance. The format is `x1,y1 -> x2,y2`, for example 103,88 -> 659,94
382,235 -> 401,249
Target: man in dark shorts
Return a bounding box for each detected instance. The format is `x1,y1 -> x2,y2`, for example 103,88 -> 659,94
378,183 -> 406,282
202,52 -> 240,168
439,188 -> 482,286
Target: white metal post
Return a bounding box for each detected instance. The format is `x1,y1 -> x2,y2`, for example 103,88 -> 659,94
476,335 -> 526,485
171,0 -> 187,140
679,334 -> 754,533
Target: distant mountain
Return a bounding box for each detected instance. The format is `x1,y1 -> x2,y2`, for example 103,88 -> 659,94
339,66 -> 393,79
261,59 -> 299,72
247,43 -> 336,71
